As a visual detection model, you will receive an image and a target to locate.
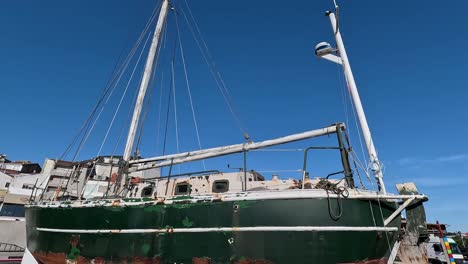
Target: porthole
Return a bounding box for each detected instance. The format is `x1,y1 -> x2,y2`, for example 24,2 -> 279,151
212,180 -> 229,193
175,183 -> 191,195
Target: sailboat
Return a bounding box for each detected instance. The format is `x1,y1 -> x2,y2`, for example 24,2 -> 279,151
24,1 -> 428,263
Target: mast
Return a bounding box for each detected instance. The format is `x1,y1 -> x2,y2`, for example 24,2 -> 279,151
123,0 -> 170,162
325,10 -> 387,194
120,0 -> 169,189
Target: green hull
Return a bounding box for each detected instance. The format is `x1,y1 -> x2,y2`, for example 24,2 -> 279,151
25,196 -> 400,263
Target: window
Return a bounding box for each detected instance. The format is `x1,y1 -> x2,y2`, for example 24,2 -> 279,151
212,180 -> 229,193
141,186 -> 154,197
450,243 -> 462,254
22,184 -> 33,190
175,183 -> 190,195
4,182 -> 9,188
0,204 -> 25,217
433,244 -> 442,252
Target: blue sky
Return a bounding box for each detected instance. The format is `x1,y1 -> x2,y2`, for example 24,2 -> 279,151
1,1 -> 467,231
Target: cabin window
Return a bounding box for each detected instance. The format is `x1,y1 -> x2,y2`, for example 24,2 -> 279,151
212,180 -> 229,193
4,182 -> 9,188
433,244 -> 442,252
175,183 -> 190,195
141,186 -> 153,197
22,184 -> 33,190
0,203 -> 25,217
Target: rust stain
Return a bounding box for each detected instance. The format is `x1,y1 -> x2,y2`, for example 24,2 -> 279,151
156,198 -> 165,204
110,173 -> 118,183
132,256 -> 163,264
33,252 -> 89,264
192,257 -> 211,264
235,259 -> 274,264
130,177 -> 142,184
339,258 -> 387,264
33,252 -> 164,264
92,257 -> 105,264
33,252 -> 66,264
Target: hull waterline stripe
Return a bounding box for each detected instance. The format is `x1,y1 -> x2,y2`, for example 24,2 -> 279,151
36,226 -> 398,234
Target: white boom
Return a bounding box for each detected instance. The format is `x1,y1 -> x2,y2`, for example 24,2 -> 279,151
129,124 -> 343,172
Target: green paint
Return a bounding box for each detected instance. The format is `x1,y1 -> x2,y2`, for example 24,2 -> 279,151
104,207 -> 123,212
169,195 -> 193,201
66,247 -> 80,260
172,203 -> 198,209
143,205 -> 164,212
182,217 -> 194,227
26,197 -> 400,263
235,200 -> 256,209
141,244 -> 151,254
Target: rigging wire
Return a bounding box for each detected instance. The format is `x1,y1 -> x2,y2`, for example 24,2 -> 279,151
341,84 -> 393,253
135,13 -> 169,157
175,8 -> 206,170
97,31 -> 153,157
171,61 -> 181,174
161,77 -> 172,155
331,11 -> 391,253
156,72 -> 164,151
56,2 -> 162,198
344,132 -> 366,189
73,47 -> 141,161
335,50 -> 371,189
60,3 -> 162,161
162,19 -> 179,155
155,17 -> 170,152
101,61 -> 148,196
334,37 -> 370,176
59,49 -> 124,160
134,57 -> 159,157
180,0 -> 249,136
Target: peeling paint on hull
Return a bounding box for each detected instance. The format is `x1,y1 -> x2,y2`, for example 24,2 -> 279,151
26,197 -> 400,264
338,258 -> 387,264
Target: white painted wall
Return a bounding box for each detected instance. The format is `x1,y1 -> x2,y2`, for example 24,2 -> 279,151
0,218 -> 25,248
0,172 -> 12,190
